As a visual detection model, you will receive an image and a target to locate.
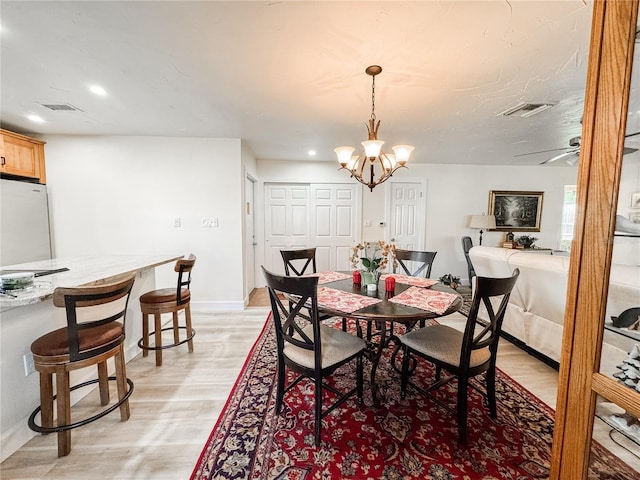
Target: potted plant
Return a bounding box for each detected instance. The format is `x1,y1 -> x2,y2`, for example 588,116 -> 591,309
350,241 -> 397,285
516,235 -> 538,249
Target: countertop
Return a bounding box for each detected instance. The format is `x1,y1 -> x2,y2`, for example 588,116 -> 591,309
0,255 -> 181,310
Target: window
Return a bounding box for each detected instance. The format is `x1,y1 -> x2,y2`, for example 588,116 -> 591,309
560,185 -> 577,251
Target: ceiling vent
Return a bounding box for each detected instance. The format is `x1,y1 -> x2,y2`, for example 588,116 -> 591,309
497,102 -> 554,118
39,103 -> 83,112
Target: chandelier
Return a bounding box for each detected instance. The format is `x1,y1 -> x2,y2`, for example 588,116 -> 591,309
335,65 -> 414,191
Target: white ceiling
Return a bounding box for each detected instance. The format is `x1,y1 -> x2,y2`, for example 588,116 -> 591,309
1,0 -> 638,166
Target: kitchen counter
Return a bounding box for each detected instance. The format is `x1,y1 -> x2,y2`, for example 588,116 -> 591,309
0,254 -> 181,461
1,255 -> 182,310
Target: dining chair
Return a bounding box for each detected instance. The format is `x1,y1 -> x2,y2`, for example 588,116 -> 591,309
461,236 -> 476,284
262,266 -> 365,446
280,247 -> 348,331
138,254 -> 196,366
399,269 -> 520,443
280,248 -> 317,276
28,273 -> 136,457
393,249 -> 437,278
387,249 -> 438,336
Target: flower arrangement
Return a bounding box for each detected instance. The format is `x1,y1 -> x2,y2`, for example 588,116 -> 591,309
350,241 -> 397,273
516,235 -> 538,248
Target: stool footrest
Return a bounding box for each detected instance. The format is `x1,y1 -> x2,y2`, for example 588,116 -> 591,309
137,326 -> 196,351
28,376 -> 134,434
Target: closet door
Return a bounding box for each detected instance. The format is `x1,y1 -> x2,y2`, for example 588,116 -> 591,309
550,2 -> 639,478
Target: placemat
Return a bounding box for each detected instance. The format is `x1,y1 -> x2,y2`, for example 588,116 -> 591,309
389,286 -> 459,314
380,273 -> 438,288
315,271 -> 352,284
317,287 -> 381,313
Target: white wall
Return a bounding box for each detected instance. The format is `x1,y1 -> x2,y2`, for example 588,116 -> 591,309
257,159 -> 578,285
43,135 -> 248,310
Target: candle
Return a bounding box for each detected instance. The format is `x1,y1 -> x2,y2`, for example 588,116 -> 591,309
353,270 -> 361,285
385,276 -> 396,292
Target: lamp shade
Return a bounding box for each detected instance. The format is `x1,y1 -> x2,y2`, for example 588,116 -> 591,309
392,145 -> 414,165
362,140 -> 384,158
334,146 -> 355,166
469,214 -> 496,230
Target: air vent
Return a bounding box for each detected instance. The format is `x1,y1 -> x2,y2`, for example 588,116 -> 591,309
39,103 -> 83,112
498,102 -> 554,118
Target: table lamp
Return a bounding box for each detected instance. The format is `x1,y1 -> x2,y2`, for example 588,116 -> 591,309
469,214 -> 496,245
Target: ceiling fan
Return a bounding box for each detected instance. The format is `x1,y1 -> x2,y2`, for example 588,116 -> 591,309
516,131 -> 640,165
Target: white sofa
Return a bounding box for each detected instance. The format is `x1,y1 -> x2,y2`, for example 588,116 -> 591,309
469,246 -> 639,376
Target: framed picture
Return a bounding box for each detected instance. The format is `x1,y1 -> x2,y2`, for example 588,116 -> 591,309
631,192 -> 640,209
630,212 -> 640,224
488,190 -> 544,232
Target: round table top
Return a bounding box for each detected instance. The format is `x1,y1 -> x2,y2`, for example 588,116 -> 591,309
317,276 -> 463,324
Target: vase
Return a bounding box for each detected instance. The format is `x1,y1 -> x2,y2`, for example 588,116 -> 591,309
362,271 -> 380,286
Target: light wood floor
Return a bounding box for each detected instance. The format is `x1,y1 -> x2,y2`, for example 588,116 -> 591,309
1,293 -> 637,478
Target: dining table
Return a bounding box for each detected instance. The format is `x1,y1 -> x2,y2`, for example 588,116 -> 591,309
312,271 -> 463,406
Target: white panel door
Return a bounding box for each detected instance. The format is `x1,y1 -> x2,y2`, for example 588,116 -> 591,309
310,184 -> 359,271
389,182 -> 425,250
264,184 -> 310,274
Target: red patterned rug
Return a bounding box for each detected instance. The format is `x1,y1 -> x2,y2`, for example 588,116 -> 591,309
191,315 -> 637,479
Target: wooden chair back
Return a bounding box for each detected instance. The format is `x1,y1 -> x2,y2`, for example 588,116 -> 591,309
52,273 -> 136,362
280,248 -> 317,276
394,249 -> 437,278
461,268 -> 520,371
262,266 -> 320,360
461,236 -> 475,281
174,254 -> 196,305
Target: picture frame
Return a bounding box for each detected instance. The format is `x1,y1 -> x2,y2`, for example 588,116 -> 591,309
630,212 -> 640,224
488,190 -> 544,232
631,192 -> 640,209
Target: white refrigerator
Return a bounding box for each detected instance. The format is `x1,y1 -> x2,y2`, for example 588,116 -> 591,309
1,179 -> 52,266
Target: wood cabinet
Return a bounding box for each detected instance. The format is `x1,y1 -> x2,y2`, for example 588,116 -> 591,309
0,129 -> 46,183
549,1 -> 639,478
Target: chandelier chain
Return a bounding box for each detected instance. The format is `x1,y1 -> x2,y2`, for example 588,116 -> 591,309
370,74 -> 376,122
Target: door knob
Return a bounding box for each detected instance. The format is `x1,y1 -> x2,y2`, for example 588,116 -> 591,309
391,238 -> 396,242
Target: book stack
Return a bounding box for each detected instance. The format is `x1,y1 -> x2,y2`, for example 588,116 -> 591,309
502,242 -> 521,249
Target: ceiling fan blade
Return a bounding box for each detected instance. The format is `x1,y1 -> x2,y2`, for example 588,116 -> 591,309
623,147 -> 638,155
540,148 -> 580,165
625,131 -> 640,138
514,147 -> 572,158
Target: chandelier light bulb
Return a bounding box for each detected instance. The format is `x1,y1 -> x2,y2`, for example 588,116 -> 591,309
334,146 -> 355,167
362,140 -> 384,158
382,153 -> 396,171
392,145 -> 414,165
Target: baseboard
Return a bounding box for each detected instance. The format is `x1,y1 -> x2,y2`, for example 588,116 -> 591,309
500,331 -> 560,370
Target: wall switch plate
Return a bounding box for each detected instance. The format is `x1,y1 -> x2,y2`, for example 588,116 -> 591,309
174,217 -> 181,227
364,219 -> 371,227
23,352 -> 35,376
201,217 -> 219,228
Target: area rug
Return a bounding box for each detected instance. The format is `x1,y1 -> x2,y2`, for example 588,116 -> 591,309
191,315 -> 637,480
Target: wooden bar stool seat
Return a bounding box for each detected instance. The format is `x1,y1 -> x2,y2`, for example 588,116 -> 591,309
27,273 -> 137,457
138,254 -> 196,366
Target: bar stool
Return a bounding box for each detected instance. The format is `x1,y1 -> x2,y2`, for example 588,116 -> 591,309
138,254 -> 196,366
28,273 -> 136,457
